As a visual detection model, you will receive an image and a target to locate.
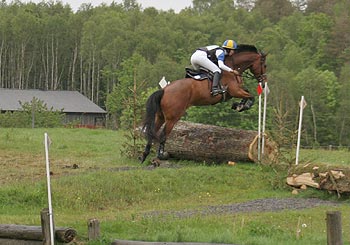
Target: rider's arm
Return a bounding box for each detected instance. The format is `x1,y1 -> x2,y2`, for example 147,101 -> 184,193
216,49 -> 234,72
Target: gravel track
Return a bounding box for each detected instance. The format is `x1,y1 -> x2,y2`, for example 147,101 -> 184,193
107,163 -> 340,219
143,198 -> 339,218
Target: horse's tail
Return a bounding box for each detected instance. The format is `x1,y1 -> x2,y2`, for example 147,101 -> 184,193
142,89 -> 164,142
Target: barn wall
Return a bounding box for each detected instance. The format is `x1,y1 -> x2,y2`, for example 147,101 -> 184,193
64,113 -> 106,128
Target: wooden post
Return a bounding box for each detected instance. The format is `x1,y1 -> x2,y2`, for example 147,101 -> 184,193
326,211 -> 343,245
88,219 -> 100,240
41,208 -> 55,245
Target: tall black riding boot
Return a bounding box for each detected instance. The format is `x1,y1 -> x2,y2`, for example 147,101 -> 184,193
211,71 -> 223,96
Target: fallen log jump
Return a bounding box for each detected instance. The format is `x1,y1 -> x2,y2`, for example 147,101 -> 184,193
165,121 -> 278,163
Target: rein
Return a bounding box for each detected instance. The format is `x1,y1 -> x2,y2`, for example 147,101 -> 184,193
233,53 -> 267,87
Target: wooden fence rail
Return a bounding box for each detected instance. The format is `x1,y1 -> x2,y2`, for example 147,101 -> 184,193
0,209 -> 76,244
112,241 -> 238,245
0,211 -> 344,244
0,224 -> 77,243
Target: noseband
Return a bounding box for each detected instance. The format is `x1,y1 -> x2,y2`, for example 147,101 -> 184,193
239,53 -> 267,86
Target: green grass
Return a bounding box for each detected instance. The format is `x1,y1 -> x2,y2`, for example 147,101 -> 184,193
0,128 -> 349,244
299,148 -> 350,166
0,127 -> 125,162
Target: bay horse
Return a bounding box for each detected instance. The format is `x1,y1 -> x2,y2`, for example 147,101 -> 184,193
227,44 -> 268,110
140,44 -> 267,164
229,44 -> 267,88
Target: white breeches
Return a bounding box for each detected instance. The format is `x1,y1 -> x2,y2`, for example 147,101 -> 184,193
190,50 -> 221,73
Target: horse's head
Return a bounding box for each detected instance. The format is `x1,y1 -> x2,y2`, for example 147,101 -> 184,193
226,44 -> 268,86
250,51 -> 268,86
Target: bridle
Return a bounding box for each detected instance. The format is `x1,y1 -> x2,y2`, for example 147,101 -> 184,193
239,52 -> 267,87
255,53 -> 267,86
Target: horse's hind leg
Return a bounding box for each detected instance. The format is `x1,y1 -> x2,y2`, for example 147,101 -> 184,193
140,113 -> 165,164
157,120 -> 177,161
139,139 -> 152,163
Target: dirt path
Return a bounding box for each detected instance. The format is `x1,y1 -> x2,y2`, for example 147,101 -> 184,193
143,197 -> 339,218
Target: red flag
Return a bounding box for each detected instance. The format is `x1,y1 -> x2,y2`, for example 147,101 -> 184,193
256,83 -> 263,95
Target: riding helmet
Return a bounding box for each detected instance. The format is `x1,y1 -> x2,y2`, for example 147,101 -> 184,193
222,40 -> 237,49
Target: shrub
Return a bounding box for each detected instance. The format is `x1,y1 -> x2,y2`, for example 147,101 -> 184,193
0,97 -> 64,128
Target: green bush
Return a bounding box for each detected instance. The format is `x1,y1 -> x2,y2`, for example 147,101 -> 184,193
0,98 -> 64,128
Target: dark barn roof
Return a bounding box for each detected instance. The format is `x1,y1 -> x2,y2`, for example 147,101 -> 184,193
0,89 -> 106,114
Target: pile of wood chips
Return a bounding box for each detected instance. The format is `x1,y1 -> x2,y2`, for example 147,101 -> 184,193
287,163 -> 350,196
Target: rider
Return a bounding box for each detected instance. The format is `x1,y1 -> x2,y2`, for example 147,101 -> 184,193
190,39 -> 239,96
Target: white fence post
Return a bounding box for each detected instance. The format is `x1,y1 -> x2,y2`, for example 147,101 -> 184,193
296,96 -> 306,165
44,133 -> 55,245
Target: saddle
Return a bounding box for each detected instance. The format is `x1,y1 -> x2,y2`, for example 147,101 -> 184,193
185,67 -> 213,81
185,67 -> 228,101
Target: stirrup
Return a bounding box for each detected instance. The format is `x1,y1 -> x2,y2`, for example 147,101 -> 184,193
211,88 -> 224,96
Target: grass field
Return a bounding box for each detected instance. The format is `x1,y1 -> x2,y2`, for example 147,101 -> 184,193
0,128 -> 349,244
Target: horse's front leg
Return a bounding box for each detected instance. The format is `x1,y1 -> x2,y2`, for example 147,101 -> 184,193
231,86 -> 255,112
232,96 -> 255,112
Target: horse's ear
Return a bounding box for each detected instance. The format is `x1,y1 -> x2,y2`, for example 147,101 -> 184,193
259,51 -> 268,57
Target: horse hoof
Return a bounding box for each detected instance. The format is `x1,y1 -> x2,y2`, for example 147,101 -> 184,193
151,158 -> 161,167
231,102 -> 239,110
237,106 -> 248,112
138,156 -> 144,164
232,103 -> 245,112
139,153 -> 148,163
159,152 -> 169,160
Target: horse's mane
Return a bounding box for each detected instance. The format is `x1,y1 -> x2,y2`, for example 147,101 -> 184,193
235,44 -> 259,53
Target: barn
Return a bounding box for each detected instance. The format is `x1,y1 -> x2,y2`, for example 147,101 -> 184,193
0,89 -> 107,127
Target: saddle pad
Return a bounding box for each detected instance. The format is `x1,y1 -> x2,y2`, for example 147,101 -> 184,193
185,67 -> 211,81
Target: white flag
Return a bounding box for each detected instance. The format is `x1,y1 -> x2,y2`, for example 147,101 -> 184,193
44,134 -> 52,150
264,83 -> 270,95
159,76 -> 168,88
299,97 -> 307,109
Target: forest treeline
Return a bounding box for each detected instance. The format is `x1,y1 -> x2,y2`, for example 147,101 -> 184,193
1,0 -> 350,147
